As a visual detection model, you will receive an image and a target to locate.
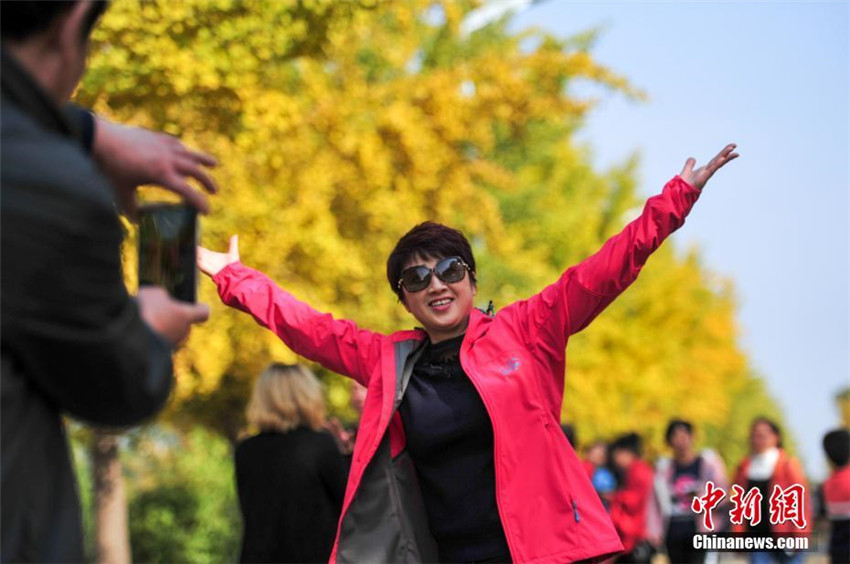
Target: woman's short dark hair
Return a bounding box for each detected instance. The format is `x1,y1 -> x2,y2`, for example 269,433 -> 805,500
823,428 -> 850,468
386,221 -> 477,302
751,416 -> 783,448
665,419 -> 694,445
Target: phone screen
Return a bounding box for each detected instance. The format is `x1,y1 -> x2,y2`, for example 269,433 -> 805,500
138,204 -> 198,303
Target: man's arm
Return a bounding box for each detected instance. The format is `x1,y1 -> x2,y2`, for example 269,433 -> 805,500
64,105 -> 95,152
1,136 -> 195,426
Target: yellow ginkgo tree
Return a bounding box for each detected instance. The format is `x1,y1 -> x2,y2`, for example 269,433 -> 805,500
78,1 -> 785,469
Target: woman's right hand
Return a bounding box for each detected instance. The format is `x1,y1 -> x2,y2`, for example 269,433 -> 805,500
197,234 -> 240,277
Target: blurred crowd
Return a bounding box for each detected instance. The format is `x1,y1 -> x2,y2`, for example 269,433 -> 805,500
234,362 -> 849,564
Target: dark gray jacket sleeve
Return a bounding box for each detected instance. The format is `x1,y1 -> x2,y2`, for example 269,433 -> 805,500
0,119 -> 173,427
63,104 -> 95,153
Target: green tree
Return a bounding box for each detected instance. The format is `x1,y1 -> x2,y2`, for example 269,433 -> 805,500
124,427 -> 240,563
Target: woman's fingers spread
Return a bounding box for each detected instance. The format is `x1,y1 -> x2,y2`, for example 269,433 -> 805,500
680,157 -> 696,177
717,144 -> 737,163
714,150 -> 740,172
708,144 -> 739,173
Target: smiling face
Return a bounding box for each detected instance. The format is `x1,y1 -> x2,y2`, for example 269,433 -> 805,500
400,254 -> 476,343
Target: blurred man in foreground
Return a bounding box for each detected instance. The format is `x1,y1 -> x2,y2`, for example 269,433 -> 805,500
1,1 -> 215,560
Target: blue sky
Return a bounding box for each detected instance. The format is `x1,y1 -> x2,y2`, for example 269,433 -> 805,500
510,1 -> 849,480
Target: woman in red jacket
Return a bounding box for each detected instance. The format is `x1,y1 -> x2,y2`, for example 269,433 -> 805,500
199,144 -> 737,563
732,417 -> 810,564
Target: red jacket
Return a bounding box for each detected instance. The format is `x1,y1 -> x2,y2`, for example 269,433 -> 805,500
214,176 -> 700,563
822,465 -> 850,519
609,460 -> 654,553
732,449 -> 811,535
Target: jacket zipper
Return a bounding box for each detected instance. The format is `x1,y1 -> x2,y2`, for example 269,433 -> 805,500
460,346 -> 519,563
543,418 -> 581,524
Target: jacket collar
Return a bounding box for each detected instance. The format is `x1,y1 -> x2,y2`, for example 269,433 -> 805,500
465,307 -> 491,341
1,48 -> 77,140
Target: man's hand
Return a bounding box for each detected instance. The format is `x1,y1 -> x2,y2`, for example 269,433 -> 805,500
137,286 -> 209,345
198,235 -> 240,277
680,143 -> 739,191
93,116 -> 218,216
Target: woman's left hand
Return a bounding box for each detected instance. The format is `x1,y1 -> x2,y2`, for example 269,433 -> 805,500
680,143 -> 739,190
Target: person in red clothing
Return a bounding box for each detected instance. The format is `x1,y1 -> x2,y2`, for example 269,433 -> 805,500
609,433 -> 656,563
198,145 -> 737,563
732,417 -> 811,564
821,428 -> 850,564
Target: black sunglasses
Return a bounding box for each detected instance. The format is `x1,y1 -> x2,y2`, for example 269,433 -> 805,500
397,256 -> 472,293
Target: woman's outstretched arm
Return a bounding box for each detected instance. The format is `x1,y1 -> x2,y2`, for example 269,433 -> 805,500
567,143 -> 738,331
198,236 -> 384,386
505,144 -> 738,361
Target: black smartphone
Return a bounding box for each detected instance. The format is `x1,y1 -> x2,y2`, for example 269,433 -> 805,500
138,203 -> 198,303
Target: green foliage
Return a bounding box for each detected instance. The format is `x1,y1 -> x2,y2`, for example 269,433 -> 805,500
69,425 -> 96,561
124,427 -> 240,563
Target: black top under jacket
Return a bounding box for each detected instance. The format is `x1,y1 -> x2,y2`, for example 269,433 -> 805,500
398,334 -> 511,563
235,427 -> 347,563
1,50 -> 173,562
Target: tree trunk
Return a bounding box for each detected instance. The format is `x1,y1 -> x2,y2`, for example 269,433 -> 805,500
91,430 -> 131,564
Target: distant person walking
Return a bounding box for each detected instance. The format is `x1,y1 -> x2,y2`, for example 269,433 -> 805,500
732,417 -> 810,564
650,419 -> 728,564
821,428 -> 850,564
235,363 -> 346,563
